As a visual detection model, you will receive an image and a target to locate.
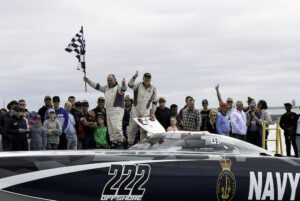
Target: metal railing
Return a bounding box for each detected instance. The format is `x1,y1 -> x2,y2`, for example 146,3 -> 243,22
262,123 -> 283,155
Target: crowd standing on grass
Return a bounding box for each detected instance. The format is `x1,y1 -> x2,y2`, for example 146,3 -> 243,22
0,72 -> 299,157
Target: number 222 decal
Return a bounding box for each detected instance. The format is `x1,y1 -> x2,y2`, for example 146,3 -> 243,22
101,164 -> 151,201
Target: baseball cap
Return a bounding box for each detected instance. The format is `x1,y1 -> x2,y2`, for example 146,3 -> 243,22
48,108 -> 55,113
82,100 -> 89,106
44,95 -> 51,101
250,102 -> 257,107
143,73 -> 151,78
220,103 -> 230,108
34,114 -> 41,120
98,97 -> 105,102
124,95 -> 130,100
52,96 -> 60,102
202,99 -> 208,104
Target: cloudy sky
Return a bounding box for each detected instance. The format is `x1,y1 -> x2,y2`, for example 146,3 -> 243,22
1,0 -> 300,111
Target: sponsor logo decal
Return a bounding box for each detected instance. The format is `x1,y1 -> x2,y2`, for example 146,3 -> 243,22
248,171 -> 300,200
101,164 -> 151,201
216,157 -> 236,201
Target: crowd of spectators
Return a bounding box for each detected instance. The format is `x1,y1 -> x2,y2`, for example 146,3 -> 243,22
0,74 -> 299,157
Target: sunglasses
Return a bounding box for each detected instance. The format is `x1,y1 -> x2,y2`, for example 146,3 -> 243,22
19,104 -> 26,106
227,101 -> 233,103
211,114 -> 217,117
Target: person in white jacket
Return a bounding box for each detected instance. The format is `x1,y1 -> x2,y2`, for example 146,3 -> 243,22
84,74 -> 127,149
230,101 -> 247,141
127,71 -> 158,146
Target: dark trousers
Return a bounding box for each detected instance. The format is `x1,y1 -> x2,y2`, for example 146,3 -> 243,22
247,130 -> 261,147
2,136 -> 11,151
11,140 -> 28,151
284,131 -> 299,157
58,132 -> 67,150
231,133 -> 247,141
80,136 -> 95,149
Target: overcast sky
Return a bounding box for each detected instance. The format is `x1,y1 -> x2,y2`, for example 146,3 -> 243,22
1,0 -> 300,111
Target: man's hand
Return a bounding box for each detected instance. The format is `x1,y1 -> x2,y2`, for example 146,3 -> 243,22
18,128 -> 24,133
215,84 -> 219,91
251,112 -> 256,118
83,76 -> 89,83
133,71 -> 139,79
150,113 -> 155,121
122,78 -> 126,86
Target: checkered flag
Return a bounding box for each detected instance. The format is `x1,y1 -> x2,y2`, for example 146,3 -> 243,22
65,26 -> 86,71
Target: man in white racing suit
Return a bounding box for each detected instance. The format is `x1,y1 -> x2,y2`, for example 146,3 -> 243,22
84,74 -> 127,148
127,71 -> 158,145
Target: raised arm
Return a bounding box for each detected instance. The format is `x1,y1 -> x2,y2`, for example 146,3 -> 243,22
150,88 -> 158,116
84,76 -> 106,93
118,78 -> 127,95
215,84 -> 224,105
128,71 -> 139,91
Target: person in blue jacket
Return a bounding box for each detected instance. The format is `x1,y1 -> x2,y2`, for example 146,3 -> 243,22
216,103 -> 230,136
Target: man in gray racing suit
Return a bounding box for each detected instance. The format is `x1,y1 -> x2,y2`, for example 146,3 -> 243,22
84,74 -> 127,148
127,71 -> 158,145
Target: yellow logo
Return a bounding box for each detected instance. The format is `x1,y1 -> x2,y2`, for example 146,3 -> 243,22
216,157 -> 236,201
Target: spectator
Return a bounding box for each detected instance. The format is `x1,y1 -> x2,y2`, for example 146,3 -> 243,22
181,97 -> 201,131
8,106 -> 30,151
280,102 -> 298,157
170,104 -> 182,129
19,99 -> 34,121
155,97 -> 171,130
246,102 -> 263,147
167,117 -> 179,132
122,95 -> 132,139
45,96 -> 69,149
0,100 -> 18,151
78,100 -> 97,149
215,84 -> 234,116
206,110 -> 218,134
38,95 -> 52,123
43,108 -> 62,150
29,114 -> 47,150
216,103 -> 230,135
257,100 -> 272,148
179,96 -> 192,121
94,115 -> 109,149
72,101 -> 82,148
65,101 -> 77,150
296,107 -> 300,157
68,96 -> 76,108
0,109 -> 7,114
230,101 -> 247,141
243,97 -> 255,112
92,97 -> 107,125
200,99 -> 211,131
127,71 -> 158,146
84,74 -> 127,149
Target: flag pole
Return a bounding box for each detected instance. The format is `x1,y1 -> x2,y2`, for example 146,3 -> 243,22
84,69 -> 87,92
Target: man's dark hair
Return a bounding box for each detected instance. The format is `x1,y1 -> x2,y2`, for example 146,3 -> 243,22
258,100 -> 268,110
74,101 -> 82,108
185,96 -> 192,101
170,104 -> 178,110
68,96 -> 75,100
7,100 -> 18,110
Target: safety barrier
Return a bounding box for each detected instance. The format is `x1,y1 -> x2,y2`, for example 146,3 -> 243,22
262,123 -> 283,155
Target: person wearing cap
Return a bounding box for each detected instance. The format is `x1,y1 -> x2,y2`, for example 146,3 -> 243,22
155,97 -> 171,130
127,71 -> 158,145
230,101 -> 247,140
246,102 -> 263,146
78,100 -> 97,149
0,100 -> 18,151
122,95 -> 133,140
84,74 -> 127,149
43,108 -> 62,150
45,96 -> 69,149
216,103 -> 230,135
92,97 -> 107,125
280,103 -> 298,157
29,114 -> 47,150
18,99 -> 34,122
38,96 -> 52,123
200,99 -> 211,131
8,106 -> 30,151
181,97 -> 201,131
